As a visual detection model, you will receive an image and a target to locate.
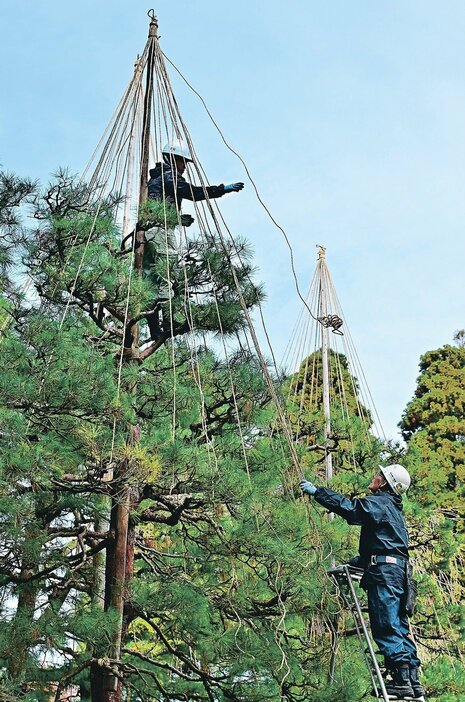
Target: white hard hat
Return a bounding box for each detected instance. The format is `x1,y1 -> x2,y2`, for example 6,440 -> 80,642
162,138 -> 193,162
379,464 -> 411,495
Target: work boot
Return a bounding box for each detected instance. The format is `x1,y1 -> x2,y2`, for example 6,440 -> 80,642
409,667 -> 425,699
385,664 -> 414,699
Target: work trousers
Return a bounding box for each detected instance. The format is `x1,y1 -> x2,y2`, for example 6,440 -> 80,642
361,562 -> 420,668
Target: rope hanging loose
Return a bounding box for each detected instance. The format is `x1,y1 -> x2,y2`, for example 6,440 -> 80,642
160,50 -> 345,337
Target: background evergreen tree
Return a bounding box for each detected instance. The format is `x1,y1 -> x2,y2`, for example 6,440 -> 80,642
399,336 -> 465,701
400,338 -> 465,511
286,349 -> 381,492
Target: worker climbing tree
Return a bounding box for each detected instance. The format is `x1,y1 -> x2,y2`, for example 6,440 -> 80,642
147,138 -> 244,223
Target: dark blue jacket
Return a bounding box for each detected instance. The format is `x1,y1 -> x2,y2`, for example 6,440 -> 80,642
314,487 -> 409,563
147,162 -> 225,208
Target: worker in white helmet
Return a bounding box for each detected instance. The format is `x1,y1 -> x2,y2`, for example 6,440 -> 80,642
147,139 -> 244,226
300,465 -> 425,700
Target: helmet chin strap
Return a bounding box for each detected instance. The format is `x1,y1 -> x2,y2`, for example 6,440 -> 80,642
162,153 -> 184,173
377,471 -> 390,491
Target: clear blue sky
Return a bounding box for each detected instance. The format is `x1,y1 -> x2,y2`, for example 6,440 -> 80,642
1,1 -> 465,438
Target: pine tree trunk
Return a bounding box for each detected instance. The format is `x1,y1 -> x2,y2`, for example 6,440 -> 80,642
115,486 -> 138,701
100,474 -> 130,701
89,505 -> 111,699
7,563 -> 38,681
96,21 -> 154,699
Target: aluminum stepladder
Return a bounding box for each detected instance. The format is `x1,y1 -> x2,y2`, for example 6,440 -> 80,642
328,564 -> 392,702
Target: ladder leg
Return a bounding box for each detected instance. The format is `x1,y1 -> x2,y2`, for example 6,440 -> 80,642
339,586 -> 381,695
331,572 -> 381,695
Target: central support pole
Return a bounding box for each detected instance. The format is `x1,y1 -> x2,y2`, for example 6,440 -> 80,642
317,245 -> 333,483
100,14 -> 158,702
122,56 -> 143,241
133,16 -> 157,301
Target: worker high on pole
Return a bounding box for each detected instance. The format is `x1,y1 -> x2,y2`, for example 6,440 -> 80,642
121,139 -> 244,251
300,465 -> 425,701
148,138 -> 244,226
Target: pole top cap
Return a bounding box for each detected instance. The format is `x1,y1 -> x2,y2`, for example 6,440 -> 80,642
147,9 -> 158,33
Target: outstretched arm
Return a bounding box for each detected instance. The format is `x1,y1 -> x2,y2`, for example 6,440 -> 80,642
300,480 -> 367,526
168,171 -> 244,202
181,182 -> 226,202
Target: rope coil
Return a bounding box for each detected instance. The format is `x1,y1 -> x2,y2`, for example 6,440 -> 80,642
317,314 -> 344,335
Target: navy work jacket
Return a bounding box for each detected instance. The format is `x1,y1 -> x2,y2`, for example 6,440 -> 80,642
314,487 -> 409,563
147,162 -> 225,208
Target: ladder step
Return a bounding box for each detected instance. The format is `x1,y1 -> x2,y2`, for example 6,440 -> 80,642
376,696 -> 425,701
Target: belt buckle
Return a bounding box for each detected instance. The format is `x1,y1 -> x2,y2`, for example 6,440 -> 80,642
370,555 -> 377,565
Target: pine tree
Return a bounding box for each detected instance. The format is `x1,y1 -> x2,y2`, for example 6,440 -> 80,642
0,170 -> 353,701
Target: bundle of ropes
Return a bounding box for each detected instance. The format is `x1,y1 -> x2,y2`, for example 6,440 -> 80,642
79,11 -> 315,483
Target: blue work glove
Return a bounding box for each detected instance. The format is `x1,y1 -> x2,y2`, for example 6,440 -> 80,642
300,480 -> 317,496
223,182 -> 244,193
